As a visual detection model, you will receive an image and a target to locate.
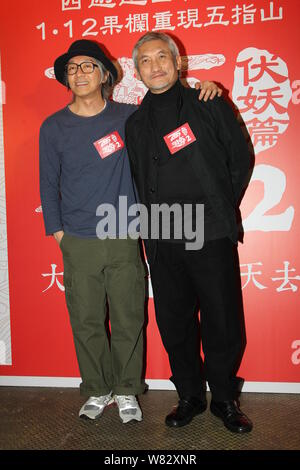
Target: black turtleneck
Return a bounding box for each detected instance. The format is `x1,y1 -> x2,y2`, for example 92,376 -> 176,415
148,80 -> 211,242
149,79 -> 182,167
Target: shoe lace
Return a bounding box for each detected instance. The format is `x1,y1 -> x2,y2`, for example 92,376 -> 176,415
90,394 -> 112,406
115,395 -> 137,408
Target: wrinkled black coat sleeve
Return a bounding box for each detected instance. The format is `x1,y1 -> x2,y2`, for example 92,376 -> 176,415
209,97 -> 251,204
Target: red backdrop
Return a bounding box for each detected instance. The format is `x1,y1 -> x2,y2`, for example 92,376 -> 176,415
0,0 -> 299,388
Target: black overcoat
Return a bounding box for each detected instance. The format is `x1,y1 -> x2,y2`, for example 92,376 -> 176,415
125,82 -> 251,264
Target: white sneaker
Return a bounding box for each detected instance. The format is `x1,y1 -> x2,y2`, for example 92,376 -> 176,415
114,395 -> 142,424
79,392 -> 114,420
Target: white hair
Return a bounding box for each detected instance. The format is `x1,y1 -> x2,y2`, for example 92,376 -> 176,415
132,32 -> 180,71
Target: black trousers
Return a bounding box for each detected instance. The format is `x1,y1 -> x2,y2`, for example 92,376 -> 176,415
150,238 -> 245,402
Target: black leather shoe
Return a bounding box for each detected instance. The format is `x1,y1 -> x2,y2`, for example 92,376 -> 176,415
165,396 -> 207,428
210,400 -> 253,433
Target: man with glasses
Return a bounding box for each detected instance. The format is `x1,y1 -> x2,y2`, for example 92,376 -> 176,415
39,39 -> 221,424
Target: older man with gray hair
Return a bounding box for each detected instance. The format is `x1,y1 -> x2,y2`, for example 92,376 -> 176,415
126,32 -> 253,433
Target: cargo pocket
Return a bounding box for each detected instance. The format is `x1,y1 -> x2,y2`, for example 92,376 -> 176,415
63,267 -> 74,312
63,269 -> 73,292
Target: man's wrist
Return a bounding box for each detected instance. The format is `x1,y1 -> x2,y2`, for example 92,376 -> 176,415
53,230 -> 64,243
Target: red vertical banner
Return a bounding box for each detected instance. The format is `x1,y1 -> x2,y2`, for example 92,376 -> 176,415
0,0 -> 299,387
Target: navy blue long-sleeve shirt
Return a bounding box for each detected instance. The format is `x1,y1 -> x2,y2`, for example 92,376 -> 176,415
39,100 -> 137,238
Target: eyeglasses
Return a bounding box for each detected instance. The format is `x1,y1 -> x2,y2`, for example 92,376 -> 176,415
65,61 -> 98,75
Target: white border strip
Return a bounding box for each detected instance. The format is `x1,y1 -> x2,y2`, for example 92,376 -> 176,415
0,53 -> 12,365
0,377 -> 299,393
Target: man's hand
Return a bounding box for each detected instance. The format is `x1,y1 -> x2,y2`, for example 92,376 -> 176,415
195,80 -> 223,102
54,230 -> 64,245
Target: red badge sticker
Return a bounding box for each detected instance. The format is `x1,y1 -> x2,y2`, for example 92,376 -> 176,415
93,131 -> 124,159
164,123 -> 196,155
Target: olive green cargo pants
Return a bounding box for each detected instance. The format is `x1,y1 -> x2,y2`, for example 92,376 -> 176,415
60,234 -> 146,397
